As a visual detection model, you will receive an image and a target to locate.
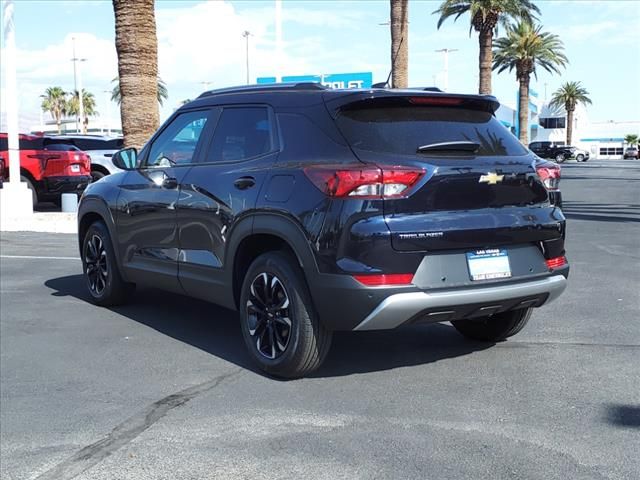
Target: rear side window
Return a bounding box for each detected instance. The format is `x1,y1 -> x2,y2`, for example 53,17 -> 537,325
335,106 -> 527,156
44,143 -> 79,151
205,107 -> 272,162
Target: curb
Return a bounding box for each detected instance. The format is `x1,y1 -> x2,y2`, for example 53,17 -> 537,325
1,212 -> 78,234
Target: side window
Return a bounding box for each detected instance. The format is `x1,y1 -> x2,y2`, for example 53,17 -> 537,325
205,107 -> 272,163
146,110 -> 211,167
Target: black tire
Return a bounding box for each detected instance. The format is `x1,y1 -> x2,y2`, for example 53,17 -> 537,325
239,251 -> 332,378
91,170 -> 106,182
20,175 -> 38,206
555,153 -> 566,163
451,308 -> 533,342
576,154 -> 584,162
81,221 -> 133,306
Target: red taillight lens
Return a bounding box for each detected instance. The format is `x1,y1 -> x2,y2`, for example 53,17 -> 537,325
304,165 -> 424,198
545,256 -> 567,269
353,273 -> 414,286
536,163 -> 561,192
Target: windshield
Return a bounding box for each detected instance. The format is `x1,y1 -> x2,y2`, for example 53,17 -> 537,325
335,106 -> 528,157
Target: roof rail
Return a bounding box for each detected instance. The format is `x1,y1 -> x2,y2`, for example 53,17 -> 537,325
197,82 -> 328,99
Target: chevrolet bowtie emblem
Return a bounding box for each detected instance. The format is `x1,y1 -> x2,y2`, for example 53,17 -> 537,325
479,172 -> 505,185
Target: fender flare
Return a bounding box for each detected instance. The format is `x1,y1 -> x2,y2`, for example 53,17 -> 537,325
77,197 -> 125,273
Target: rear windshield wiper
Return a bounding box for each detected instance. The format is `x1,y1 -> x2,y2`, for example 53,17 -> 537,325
417,141 -> 480,154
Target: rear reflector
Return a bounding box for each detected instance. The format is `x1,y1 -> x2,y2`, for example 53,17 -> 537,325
304,165 -> 424,199
545,256 -> 567,269
353,273 -> 414,286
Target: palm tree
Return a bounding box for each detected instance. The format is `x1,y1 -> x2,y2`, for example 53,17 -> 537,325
41,87 -> 68,134
113,0 -> 160,148
67,89 -> 98,134
623,134 -> 638,147
434,0 -> 540,95
111,76 -> 168,106
390,0 -> 409,88
493,21 -> 567,144
549,81 -> 592,146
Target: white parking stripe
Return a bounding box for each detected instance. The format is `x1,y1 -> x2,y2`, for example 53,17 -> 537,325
0,255 -> 78,260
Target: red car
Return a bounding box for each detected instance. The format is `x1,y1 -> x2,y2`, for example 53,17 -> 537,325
0,133 -> 91,205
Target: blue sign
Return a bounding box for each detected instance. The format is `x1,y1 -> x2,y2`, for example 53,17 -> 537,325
257,72 -> 372,89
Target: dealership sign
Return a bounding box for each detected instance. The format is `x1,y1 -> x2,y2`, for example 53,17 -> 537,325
257,72 -> 373,89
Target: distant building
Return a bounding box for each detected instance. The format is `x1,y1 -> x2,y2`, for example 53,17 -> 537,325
498,91 -> 640,160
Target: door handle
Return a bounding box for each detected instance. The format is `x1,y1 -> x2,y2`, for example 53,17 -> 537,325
162,177 -> 178,189
234,176 -> 256,190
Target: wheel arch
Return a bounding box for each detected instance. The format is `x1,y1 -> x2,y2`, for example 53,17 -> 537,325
77,198 -> 123,271
228,213 -> 319,309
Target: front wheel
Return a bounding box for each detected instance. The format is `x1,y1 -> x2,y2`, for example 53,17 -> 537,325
82,221 -> 134,306
239,251 -> 332,378
451,308 -> 533,342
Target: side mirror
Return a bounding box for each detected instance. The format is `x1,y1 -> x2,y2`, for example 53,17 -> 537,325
112,147 -> 138,170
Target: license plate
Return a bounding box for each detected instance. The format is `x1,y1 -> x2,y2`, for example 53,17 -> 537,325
466,249 -> 511,281
70,164 -> 80,173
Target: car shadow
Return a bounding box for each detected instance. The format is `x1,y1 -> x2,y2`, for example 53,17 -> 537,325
45,274 -> 493,379
561,201 -> 640,223
605,404 -> 640,429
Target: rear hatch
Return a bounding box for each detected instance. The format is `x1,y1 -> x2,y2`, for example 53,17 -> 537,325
328,92 -> 561,252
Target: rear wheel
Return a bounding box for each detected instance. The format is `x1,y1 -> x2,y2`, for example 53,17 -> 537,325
91,170 -> 106,182
239,251 -> 332,378
20,175 -> 38,206
82,221 -> 133,306
451,308 -> 533,342
576,154 -> 585,162
555,153 -> 566,163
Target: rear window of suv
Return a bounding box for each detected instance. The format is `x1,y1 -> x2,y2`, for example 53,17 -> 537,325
335,106 -> 527,157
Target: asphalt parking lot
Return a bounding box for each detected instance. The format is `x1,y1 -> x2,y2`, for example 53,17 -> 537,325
1,159 -> 639,480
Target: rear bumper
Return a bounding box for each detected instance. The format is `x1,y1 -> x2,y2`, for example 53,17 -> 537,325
353,274 -> 567,331
41,175 -> 91,199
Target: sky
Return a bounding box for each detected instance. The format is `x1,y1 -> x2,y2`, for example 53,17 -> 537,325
1,0 -> 639,131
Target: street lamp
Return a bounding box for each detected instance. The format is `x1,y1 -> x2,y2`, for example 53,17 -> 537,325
435,48 -> 458,92
102,90 -> 112,135
242,30 -> 252,84
71,36 -> 87,133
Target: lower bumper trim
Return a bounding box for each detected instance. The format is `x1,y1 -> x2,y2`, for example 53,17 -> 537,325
353,275 -> 567,331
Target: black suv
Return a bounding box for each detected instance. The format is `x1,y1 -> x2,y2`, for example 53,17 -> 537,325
78,83 -> 569,378
529,141 -> 588,163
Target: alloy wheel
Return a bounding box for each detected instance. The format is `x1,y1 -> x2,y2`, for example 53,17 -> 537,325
85,234 -> 108,295
245,272 -> 292,359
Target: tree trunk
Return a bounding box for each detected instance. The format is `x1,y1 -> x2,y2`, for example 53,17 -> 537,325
390,0 -> 409,89
518,75 -> 530,144
566,108 -> 574,146
56,117 -> 61,134
478,28 -> 493,95
113,0 -> 159,149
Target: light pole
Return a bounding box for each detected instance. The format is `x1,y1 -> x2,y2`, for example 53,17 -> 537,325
71,36 -> 86,133
435,48 -> 458,92
1,0 -> 33,217
242,30 -> 251,84
102,90 -> 111,135
275,0 -> 282,82
39,94 -> 46,131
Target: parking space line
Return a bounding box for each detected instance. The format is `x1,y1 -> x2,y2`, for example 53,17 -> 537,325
0,255 -> 78,260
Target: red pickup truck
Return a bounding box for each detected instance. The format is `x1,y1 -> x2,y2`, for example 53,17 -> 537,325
0,133 -> 91,205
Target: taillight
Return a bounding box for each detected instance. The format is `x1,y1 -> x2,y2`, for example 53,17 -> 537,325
353,273 -> 414,286
545,256 -> 567,270
304,165 -> 424,199
409,96 -> 464,106
536,163 -> 561,192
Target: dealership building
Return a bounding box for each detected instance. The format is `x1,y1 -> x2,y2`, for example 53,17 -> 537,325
496,90 -> 640,160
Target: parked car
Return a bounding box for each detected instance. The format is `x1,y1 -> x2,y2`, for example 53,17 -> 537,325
0,133 -> 91,205
78,83 -> 569,378
529,141 -> 589,162
46,135 -> 124,182
623,146 -> 639,159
